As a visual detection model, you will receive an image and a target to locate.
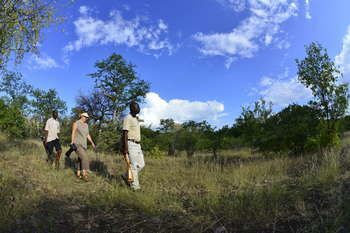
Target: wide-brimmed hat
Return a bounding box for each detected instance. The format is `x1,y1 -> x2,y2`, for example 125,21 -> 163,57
80,112 -> 89,118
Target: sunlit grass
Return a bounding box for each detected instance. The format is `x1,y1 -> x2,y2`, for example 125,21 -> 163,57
1,136 -> 350,232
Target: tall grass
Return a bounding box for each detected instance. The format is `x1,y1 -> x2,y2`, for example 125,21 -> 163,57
1,135 -> 350,232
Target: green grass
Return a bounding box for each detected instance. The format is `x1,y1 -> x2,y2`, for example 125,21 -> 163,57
1,135 -> 350,232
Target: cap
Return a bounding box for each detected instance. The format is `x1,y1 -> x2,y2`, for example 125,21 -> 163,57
80,112 -> 89,118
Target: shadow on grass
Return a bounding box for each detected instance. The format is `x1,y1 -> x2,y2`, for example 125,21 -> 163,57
1,192 -> 195,233
64,153 -> 118,181
90,159 -> 114,180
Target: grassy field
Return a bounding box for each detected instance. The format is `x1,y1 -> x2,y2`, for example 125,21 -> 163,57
1,134 -> 350,233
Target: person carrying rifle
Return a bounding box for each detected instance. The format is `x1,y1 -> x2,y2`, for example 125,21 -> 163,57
44,110 -> 62,169
71,112 -> 96,181
121,101 -> 145,191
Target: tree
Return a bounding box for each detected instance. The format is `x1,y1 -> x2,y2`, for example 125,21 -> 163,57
159,118 -> 178,156
76,89 -> 112,130
0,0 -> 57,68
89,53 -> 150,120
178,120 -> 211,157
0,98 -> 27,139
260,104 -> 320,154
30,88 -> 67,125
0,70 -> 32,109
296,42 -> 349,147
234,99 -> 273,148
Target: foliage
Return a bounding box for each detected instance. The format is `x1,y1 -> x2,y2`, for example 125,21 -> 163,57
93,121 -> 121,153
141,126 -> 161,152
234,99 -> 272,148
0,70 -> 32,109
0,0 -> 56,68
259,104 -> 321,154
296,42 -> 349,148
177,121 -> 212,157
159,119 -> 178,156
30,88 -> 67,123
75,89 -> 112,130
0,98 -> 27,139
88,53 -> 150,120
147,145 -> 164,159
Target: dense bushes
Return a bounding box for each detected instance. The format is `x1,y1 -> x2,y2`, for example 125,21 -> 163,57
0,99 -> 27,139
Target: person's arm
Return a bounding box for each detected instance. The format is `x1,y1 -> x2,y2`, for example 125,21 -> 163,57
44,120 -> 49,143
87,134 -> 96,149
71,122 -> 77,145
57,122 -> 60,135
123,130 -> 128,155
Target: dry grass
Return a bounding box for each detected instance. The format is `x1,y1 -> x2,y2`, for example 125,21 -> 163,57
1,135 -> 350,232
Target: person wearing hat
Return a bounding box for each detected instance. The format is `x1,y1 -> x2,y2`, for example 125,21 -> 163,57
71,112 -> 96,181
44,110 -> 62,168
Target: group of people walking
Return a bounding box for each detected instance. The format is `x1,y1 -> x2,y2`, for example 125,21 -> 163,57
42,101 -> 145,190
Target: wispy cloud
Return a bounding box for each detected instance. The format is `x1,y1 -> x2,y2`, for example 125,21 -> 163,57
64,6 -> 173,59
194,0 -> 298,68
305,0 -> 312,19
216,0 -> 247,12
335,25 -> 350,81
140,92 -> 226,128
28,54 -> 60,70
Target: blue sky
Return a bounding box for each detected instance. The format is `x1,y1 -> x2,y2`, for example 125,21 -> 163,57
13,0 -> 350,128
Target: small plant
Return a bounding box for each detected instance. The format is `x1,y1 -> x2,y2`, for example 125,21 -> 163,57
147,146 -> 164,159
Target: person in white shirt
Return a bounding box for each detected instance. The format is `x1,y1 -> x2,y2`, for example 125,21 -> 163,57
44,110 -> 62,169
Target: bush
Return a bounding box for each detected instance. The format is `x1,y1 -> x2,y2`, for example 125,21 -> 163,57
147,146 -> 164,159
0,99 -> 27,139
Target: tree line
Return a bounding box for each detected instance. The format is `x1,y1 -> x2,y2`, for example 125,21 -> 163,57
1,42 -> 349,158
0,1 -> 349,157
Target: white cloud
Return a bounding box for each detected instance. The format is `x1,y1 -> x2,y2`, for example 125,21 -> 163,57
335,25 -> 350,80
305,0 -> 312,19
64,6 -> 173,57
258,76 -> 312,108
29,54 -> 60,69
140,92 -> 226,128
194,0 -> 298,67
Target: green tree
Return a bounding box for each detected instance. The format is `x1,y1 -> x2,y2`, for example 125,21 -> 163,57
0,70 -> 32,109
30,88 -> 67,136
0,98 -> 27,139
159,118 -> 178,156
235,99 -> 273,148
260,104 -> 320,154
178,120 -> 211,157
296,42 -> 349,148
89,53 -> 150,120
0,0 -> 57,68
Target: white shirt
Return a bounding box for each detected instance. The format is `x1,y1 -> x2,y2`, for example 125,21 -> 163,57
122,114 -> 141,142
45,117 -> 60,142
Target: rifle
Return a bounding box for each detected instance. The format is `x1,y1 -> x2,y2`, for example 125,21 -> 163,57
123,153 -> 133,182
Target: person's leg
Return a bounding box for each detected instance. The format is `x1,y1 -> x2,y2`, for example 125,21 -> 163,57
46,141 -> 55,165
76,147 -> 83,178
136,144 -> 145,173
77,146 -> 89,181
128,142 -> 144,190
76,157 -> 82,178
54,139 -> 62,169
